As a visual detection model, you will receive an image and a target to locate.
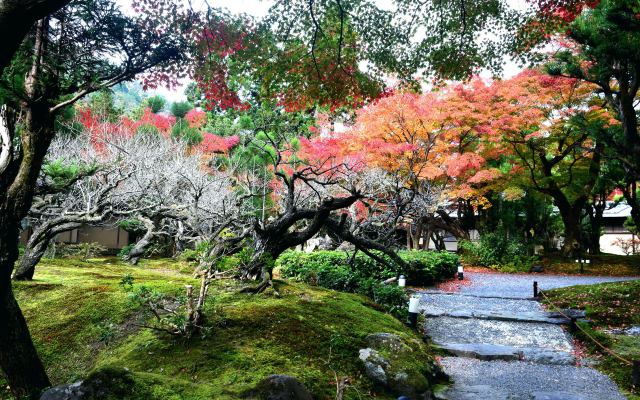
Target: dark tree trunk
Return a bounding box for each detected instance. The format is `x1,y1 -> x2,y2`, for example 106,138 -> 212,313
586,197 -> 606,256
622,182 -> 640,237
13,231 -> 50,281
13,221 -> 82,280
557,203 -> 583,257
0,217 -> 51,399
242,234 -> 285,282
0,40 -> 55,392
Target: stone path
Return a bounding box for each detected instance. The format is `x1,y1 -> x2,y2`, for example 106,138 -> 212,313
419,271 -> 637,400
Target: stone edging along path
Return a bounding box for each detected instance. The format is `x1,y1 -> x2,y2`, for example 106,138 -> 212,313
417,271 -> 635,400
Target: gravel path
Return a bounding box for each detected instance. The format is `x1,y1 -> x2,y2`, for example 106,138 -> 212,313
420,292 -> 541,314
453,271 -> 636,299
419,271 -> 636,400
439,358 -> 627,400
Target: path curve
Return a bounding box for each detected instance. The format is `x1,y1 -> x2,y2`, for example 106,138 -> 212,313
419,271 -> 636,400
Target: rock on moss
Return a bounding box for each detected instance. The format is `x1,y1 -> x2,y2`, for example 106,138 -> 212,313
242,374 -> 313,400
359,333 -> 444,399
40,368 -> 139,400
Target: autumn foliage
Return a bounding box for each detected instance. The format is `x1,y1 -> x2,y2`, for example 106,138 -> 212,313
76,106 -> 239,155
309,70 -> 607,210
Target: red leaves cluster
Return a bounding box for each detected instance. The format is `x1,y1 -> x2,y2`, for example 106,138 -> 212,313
185,109 -> 208,129
77,108 -> 135,154
197,133 -> 240,154
133,108 -> 176,134
195,20 -> 251,111
528,0 -> 601,22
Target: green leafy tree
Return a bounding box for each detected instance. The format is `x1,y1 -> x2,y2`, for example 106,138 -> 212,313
0,0 -> 195,396
170,101 -> 193,118
145,95 -> 166,113
544,0 -> 640,238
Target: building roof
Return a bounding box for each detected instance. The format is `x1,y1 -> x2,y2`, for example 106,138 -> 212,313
603,202 -> 632,218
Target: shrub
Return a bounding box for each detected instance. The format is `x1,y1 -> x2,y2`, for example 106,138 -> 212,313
276,250 -> 456,317
118,244 -> 135,259
55,242 -> 108,260
135,123 -> 160,137
145,95 -> 166,113
459,231 -> 537,272
399,250 -> 458,286
171,119 -> 203,145
612,237 -> 640,255
170,101 -> 193,118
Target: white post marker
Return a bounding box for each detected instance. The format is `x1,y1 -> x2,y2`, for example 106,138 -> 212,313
408,296 -> 420,328
457,264 -> 464,281
398,275 -> 406,287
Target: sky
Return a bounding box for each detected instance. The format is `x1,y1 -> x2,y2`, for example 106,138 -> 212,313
145,0 -> 528,102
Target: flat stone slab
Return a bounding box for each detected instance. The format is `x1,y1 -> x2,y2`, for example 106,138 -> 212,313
435,384 -> 509,400
520,348 -> 576,365
438,357 -> 626,400
437,343 -> 521,361
423,309 -> 571,324
420,292 -> 541,314
436,343 -> 576,365
425,317 -> 573,352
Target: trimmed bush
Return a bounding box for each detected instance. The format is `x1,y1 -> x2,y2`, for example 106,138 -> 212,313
277,250 -> 457,287
276,250 -> 458,317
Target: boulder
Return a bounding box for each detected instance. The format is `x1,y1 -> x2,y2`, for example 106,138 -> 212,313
40,381 -> 85,400
359,333 -> 444,399
243,374 -> 313,400
40,368 -> 136,400
531,265 -> 545,273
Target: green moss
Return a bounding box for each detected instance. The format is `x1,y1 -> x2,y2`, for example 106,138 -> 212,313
2,258 -> 438,399
543,280 -> 640,399
544,254 -> 640,276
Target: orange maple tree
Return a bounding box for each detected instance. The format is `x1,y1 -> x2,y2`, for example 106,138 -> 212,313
320,69 -> 610,250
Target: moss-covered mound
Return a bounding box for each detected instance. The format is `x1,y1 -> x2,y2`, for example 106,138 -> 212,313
543,280 -> 640,399
2,257 -> 441,399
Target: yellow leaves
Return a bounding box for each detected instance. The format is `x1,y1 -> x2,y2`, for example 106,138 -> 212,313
502,187 -> 526,201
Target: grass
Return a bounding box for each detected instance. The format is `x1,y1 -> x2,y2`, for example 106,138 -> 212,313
542,280 -> 640,399
1,256 -> 439,399
543,253 -> 640,276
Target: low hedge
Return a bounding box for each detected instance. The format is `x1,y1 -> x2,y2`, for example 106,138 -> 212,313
277,250 -> 458,287
276,250 -> 458,317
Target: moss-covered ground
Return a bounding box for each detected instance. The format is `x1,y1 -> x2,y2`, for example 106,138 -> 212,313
542,280 -> 640,399
543,254 -> 640,276
1,257 -> 437,399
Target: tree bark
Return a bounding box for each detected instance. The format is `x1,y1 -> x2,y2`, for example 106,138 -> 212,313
13,232 -> 49,281
0,217 -> 51,399
554,196 -> 583,257
125,217 -> 156,265
13,221 -> 81,280
0,23 -> 55,390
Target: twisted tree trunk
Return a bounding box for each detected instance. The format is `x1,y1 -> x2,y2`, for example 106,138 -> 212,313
125,216 -> 156,265
13,221 -> 81,280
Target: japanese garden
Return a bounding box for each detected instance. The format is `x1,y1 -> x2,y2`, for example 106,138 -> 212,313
0,0 -> 639,399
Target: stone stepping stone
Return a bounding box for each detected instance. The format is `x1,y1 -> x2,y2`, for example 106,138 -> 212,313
425,317 -> 573,352
436,357 -> 626,400
423,309 -> 572,324
436,342 -> 576,365
420,292 -> 541,315
436,343 -> 521,361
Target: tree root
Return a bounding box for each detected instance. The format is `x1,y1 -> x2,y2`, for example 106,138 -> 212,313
239,278 -> 275,294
